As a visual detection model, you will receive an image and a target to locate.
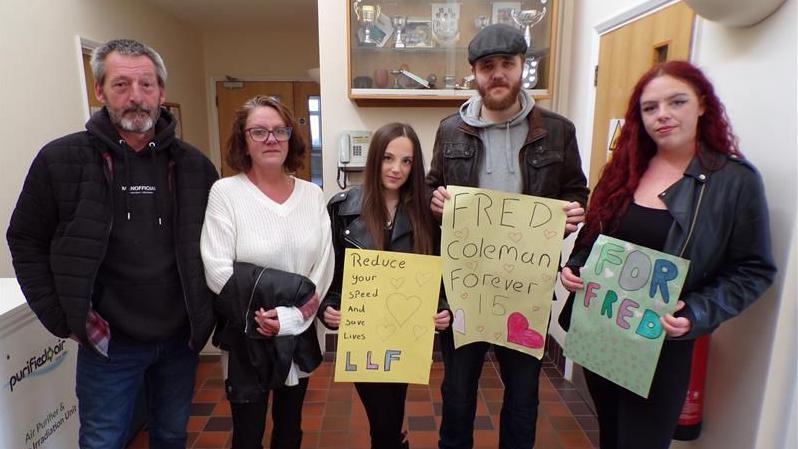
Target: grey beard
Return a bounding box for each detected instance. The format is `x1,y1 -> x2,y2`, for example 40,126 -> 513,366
111,107 -> 159,133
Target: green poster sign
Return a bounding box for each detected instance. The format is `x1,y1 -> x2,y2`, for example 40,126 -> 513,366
564,235 -> 690,398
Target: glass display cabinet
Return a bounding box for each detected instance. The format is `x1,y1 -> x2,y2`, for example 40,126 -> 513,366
348,0 -> 559,106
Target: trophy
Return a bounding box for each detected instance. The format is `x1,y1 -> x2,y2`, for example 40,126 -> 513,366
353,1 -> 381,45
432,4 -> 460,46
511,1 -> 548,89
392,16 -> 407,48
474,15 -> 490,31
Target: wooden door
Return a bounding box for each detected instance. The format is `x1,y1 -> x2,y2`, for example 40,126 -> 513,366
588,2 -> 695,188
217,81 -> 319,179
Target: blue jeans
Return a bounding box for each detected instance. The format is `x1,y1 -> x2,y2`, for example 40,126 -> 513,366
76,332 -> 198,449
438,331 -> 541,449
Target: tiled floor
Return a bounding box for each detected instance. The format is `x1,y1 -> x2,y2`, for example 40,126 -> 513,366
128,351 -> 599,449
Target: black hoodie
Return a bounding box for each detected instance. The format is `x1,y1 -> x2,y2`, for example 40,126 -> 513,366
89,108 -> 187,344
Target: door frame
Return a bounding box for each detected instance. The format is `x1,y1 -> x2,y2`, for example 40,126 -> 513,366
208,75 -> 317,171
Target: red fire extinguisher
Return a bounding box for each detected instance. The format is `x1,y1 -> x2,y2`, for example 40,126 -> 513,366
674,335 -> 711,440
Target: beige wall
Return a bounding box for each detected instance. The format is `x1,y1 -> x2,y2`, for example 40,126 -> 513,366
558,0 -> 796,447
0,0 -> 208,277
202,24 -> 320,168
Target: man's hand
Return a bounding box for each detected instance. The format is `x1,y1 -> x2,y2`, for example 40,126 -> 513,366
430,186 -> 451,219
434,310 -> 451,331
563,201 -> 585,236
255,308 -> 280,337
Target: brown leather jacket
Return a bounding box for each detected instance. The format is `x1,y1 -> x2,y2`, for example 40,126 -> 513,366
426,105 -> 589,207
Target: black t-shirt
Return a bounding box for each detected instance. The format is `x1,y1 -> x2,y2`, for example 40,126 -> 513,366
613,202 -> 673,251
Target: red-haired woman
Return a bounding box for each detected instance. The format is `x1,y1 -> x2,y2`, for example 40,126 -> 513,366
319,123 -> 450,449
560,61 -> 776,448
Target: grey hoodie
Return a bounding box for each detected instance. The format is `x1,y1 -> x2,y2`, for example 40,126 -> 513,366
459,89 -> 535,193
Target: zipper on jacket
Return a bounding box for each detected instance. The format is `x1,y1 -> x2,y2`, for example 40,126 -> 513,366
244,266 -> 268,335
168,160 -> 196,348
678,183 -> 706,258
343,235 -> 365,249
85,152 -> 115,356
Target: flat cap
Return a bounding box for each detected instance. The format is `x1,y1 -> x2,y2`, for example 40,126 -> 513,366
468,24 -> 527,65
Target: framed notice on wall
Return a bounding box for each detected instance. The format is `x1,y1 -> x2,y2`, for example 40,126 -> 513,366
164,102 -> 183,139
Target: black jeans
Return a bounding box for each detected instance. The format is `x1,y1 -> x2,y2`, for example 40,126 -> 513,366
438,331 -> 541,449
585,338 -> 694,449
229,377 -> 309,449
355,382 -> 410,449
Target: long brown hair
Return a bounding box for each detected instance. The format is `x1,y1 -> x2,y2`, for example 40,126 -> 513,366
361,123 -> 435,254
225,95 -> 306,173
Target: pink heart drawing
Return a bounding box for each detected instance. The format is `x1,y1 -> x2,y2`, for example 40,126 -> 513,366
506,312 -> 545,349
452,309 -> 466,335
543,229 -> 557,239
507,231 -> 522,242
460,292 -> 469,300
453,228 -> 469,239
465,261 -> 478,271
502,263 -> 515,274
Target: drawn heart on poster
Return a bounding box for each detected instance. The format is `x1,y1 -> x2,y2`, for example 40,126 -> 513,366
476,325 -> 485,333
390,277 -> 405,289
543,229 -> 558,239
465,261 -> 478,271
386,293 -> 422,326
507,231 -> 522,242
460,292 -> 469,299
377,323 -> 397,340
502,263 -> 515,274
506,312 -> 544,349
454,228 -> 469,239
415,272 -> 433,286
452,309 -> 466,334
412,325 -> 426,340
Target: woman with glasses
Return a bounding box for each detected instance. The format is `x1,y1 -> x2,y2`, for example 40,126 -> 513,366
201,95 -> 334,449
318,123 -> 450,449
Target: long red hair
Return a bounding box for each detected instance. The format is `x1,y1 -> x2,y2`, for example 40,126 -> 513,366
578,60 -> 740,246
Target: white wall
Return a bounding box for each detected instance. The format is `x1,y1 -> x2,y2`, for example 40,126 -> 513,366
0,0 -> 207,277
559,0 -> 797,447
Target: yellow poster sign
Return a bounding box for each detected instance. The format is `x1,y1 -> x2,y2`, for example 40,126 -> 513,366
441,186 -> 566,359
334,249 -> 442,384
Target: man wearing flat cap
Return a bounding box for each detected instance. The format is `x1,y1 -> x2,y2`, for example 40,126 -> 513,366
427,24 -> 589,449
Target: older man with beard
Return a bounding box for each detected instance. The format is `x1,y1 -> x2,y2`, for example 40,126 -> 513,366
427,25 -> 589,449
7,39 -> 218,449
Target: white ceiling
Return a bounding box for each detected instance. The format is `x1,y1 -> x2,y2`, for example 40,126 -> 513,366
144,0 -> 318,32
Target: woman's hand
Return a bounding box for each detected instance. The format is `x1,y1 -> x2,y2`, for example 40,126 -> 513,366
434,310 -> 451,331
563,202 -> 585,236
323,306 -> 341,328
661,300 -> 692,338
255,308 -> 280,337
430,186 -> 451,219
560,266 -> 584,292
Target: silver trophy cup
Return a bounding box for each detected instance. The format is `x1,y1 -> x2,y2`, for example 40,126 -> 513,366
511,2 -> 547,89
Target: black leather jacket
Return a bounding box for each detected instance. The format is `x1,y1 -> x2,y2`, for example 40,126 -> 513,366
216,262 -> 322,395
426,105 -> 589,207
567,151 -> 777,339
319,186 -> 449,327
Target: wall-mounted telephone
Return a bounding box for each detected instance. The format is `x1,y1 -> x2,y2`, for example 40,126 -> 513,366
338,130 -> 370,170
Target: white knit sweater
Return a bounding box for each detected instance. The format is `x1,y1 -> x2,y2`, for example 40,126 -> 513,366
201,173 -> 334,384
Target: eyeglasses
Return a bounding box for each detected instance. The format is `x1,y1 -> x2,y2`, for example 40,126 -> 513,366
245,126 -> 292,142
